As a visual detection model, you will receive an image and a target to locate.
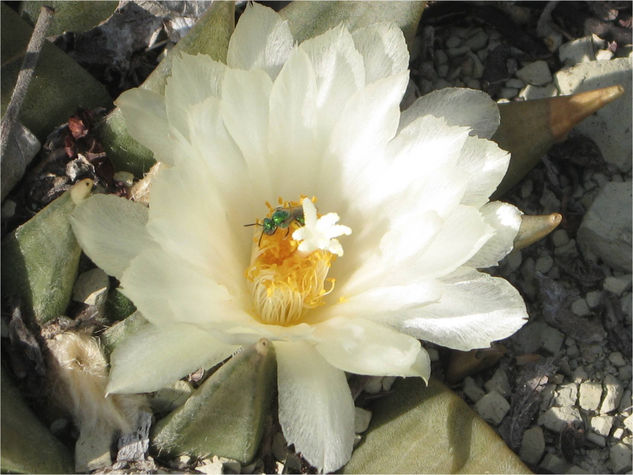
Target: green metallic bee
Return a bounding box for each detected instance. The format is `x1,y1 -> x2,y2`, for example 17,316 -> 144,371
245,206 -> 305,246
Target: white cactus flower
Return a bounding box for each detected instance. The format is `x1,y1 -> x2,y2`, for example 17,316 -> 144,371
71,4 -> 528,472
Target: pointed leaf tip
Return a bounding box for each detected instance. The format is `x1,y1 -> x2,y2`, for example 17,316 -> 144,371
550,85 -> 625,141
513,213 -> 562,250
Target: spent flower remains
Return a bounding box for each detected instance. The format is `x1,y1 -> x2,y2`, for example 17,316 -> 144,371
71,4 -> 528,472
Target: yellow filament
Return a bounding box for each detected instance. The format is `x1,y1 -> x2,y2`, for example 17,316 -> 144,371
245,199 -> 336,325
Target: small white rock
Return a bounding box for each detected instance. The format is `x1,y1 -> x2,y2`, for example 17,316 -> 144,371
484,367 -> 511,398
520,426 -> 545,465
465,29 -> 488,51
516,60 -> 552,86
554,383 -> 578,407
72,268 -> 109,308
538,406 -> 583,432
552,229 -> 570,247
540,453 -> 568,473
354,407 -> 372,434
609,442 -> 632,472
609,352 -> 626,367
585,290 -> 602,309
600,375 -> 624,413
445,35 -> 461,48
463,376 -> 485,402
623,413 -> 633,432
381,376 -> 396,391
590,415 -> 614,436
595,49 -> 614,61
535,255 -> 554,274
603,275 -> 632,296
586,432 -> 606,447
475,391 -> 510,425
571,298 -> 591,317
541,325 -> 565,354
518,83 -> 559,100
613,427 -> 625,439
579,382 -> 603,411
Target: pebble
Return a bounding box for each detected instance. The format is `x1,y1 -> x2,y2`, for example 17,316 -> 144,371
608,352 -> 626,367
586,432 -> 606,447
382,376 -> 396,391
540,453 -> 567,473
558,36 -> 600,65
474,391 -> 510,425
603,274 -> 632,296
585,290 -> 602,309
437,63 -> 449,78
484,368 -> 511,397
535,255 -> 554,274
572,367 -> 589,383
520,426 -> 545,465
609,442 -> 632,472
72,268 -> 109,309
518,83 -> 558,100
516,60 -> 552,86
618,365 -> 632,382
434,49 -> 448,65
613,427 -> 625,439
463,376 -> 485,402
595,49 -> 614,61
538,406 -> 583,432
354,407 -> 372,434
571,298 -> 591,317
1,200 -> 16,219
623,414 -> 633,432
465,30 -> 488,50
554,383 -> 578,407
505,250 -> 522,273
590,415 -> 614,436
618,389 -> 631,412
541,325 -> 565,354
426,347 -> 439,362
445,35 -> 461,48
447,45 -> 470,57
272,432 -> 288,461
363,377 -> 383,394
505,78 -> 525,89
552,229 -> 570,247
600,375 -> 624,413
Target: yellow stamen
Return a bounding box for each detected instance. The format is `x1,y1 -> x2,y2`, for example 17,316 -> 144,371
245,198 -> 337,325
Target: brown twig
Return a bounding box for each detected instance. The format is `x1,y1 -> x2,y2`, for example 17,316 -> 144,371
0,6 -> 54,158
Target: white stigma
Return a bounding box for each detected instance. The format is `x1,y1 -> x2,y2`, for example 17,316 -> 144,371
292,199 -> 352,256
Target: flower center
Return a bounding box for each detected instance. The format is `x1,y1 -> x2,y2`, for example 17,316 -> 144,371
245,198 -> 348,326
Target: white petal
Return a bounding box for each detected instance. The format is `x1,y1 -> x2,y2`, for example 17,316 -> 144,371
398,269 -> 528,351
299,25 -> 365,137
120,246 -> 252,328
145,165 -> 251,297
107,322 -> 238,394
458,135 -> 511,207
400,87 -> 500,139
467,202 -> 522,268
227,3 -> 293,79
324,280 -> 441,322
414,205 -> 493,278
115,88 -> 177,165
267,47 -> 319,194
70,194 -> 149,279
314,317 -> 430,379
165,54 -> 226,139
221,68 -> 274,198
275,341 -> 354,473
324,72 -> 409,196
352,23 -> 409,83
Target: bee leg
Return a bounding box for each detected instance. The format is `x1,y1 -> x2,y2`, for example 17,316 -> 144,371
285,228 -> 290,238
258,230 -> 264,247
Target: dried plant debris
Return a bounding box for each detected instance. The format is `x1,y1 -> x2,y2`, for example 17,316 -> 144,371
500,357 -> 557,451
53,1 -> 213,96
538,274 -> 606,344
